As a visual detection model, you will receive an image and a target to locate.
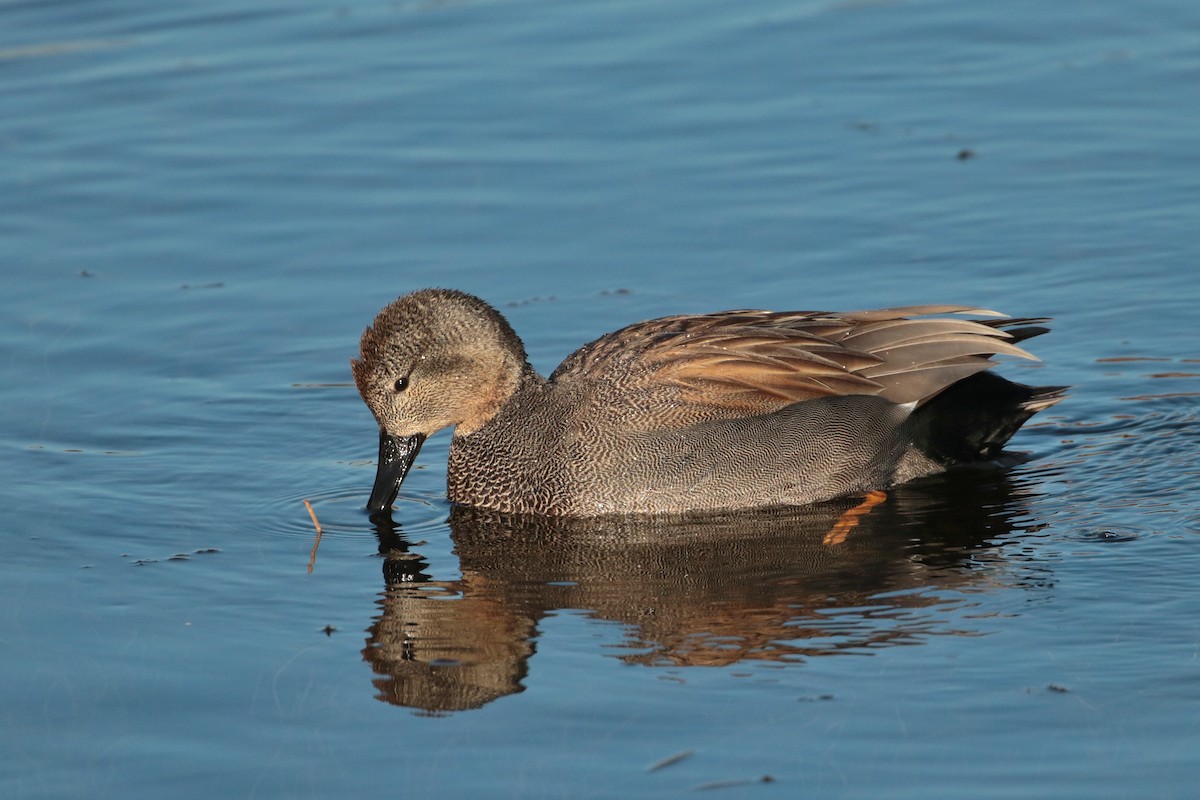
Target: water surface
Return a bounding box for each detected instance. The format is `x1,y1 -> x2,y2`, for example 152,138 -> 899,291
3,0 -> 1199,797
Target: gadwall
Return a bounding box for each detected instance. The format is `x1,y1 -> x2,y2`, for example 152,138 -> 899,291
353,289 -> 1064,516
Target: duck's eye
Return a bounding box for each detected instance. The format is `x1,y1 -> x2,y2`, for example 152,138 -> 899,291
393,376 -> 409,393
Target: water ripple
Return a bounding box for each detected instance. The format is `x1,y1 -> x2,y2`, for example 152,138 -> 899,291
264,482 -> 451,541
1019,395 -> 1199,532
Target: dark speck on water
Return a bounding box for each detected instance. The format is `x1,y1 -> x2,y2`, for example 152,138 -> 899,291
504,294 -> 558,307
3,0 -> 1199,798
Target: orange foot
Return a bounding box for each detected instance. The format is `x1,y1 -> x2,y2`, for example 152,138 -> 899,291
822,490 -> 888,546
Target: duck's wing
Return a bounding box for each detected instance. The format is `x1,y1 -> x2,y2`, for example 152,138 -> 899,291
551,305 -> 1046,425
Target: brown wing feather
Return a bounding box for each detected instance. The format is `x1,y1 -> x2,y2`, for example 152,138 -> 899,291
551,305 -> 1046,427
838,318 -> 1012,350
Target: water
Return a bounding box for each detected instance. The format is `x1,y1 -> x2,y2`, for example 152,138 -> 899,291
3,0 -> 1199,797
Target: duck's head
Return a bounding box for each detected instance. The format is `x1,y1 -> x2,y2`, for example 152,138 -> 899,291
352,289 -> 530,513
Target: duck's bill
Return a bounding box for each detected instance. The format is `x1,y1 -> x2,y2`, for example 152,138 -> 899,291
366,431 -> 426,513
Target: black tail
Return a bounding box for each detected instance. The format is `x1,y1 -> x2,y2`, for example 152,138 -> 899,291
905,371 -> 1067,465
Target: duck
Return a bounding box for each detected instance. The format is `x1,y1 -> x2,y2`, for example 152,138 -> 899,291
352,289 -> 1064,516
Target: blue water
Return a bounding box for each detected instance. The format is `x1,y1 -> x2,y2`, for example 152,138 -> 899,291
3,0 -> 1199,797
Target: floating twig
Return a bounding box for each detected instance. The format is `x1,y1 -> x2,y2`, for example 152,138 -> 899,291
304,499 -> 324,574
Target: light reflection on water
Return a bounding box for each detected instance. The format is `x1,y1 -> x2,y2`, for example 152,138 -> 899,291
361,466 -> 1051,714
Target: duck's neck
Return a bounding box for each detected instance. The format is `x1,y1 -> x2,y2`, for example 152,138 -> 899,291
456,361 -> 545,436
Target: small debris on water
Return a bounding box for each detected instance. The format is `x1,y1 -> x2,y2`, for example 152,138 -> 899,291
693,776 -> 774,792
647,749 -> 694,773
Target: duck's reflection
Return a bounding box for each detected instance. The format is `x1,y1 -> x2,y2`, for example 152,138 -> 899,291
362,466 -> 1044,713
